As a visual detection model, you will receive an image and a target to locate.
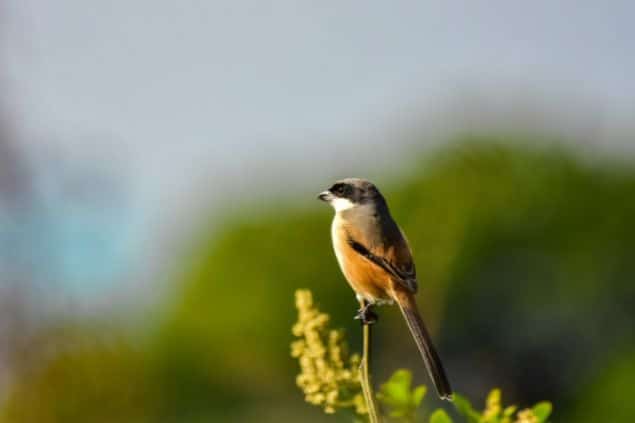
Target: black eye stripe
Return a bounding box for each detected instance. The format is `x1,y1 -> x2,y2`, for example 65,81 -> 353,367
330,183 -> 345,195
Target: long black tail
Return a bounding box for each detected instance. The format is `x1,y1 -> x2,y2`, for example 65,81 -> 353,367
395,291 -> 453,400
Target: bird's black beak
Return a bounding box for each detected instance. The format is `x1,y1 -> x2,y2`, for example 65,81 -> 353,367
317,190 -> 332,202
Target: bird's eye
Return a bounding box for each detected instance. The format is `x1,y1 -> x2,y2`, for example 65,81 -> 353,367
331,183 -> 346,195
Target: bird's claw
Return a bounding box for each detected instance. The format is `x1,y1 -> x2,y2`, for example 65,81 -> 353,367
354,305 -> 378,325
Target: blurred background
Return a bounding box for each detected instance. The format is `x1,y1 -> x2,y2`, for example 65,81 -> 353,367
1,1 -> 634,422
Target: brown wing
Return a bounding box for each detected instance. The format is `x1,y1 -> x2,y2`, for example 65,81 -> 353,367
346,228 -> 418,293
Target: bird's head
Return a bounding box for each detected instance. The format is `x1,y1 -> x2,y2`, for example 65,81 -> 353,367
318,178 -> 384,212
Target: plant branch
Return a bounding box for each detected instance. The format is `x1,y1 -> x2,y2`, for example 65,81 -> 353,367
360,323 -> 380,423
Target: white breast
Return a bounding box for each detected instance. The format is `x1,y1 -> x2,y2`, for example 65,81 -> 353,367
330,215 -> 347,273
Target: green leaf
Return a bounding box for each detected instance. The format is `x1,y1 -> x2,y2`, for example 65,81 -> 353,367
412,385 -> 428,407
452,394 -> 481,423
378,369 -> 413,406
429,409 -> 454,423
486,389 -> 501,406
503,405 -> 517,417
532,402 -> 552,422
377,369 -> 428,418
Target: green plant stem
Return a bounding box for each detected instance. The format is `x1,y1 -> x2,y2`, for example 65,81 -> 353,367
360,323 -> 380,423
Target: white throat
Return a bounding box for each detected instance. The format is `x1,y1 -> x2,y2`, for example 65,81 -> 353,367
330,197 -> 356,212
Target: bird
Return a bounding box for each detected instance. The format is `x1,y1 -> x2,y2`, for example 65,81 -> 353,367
318,177 -> 452,400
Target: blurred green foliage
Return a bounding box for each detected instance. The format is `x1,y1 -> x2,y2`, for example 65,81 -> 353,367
1,331 -> 159,422
378,370 -> 428,420
451,389 -> 551,423
377,372 -> 551,423
2,136 -> 635,422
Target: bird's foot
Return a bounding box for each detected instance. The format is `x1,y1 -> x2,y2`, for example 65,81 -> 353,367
354,304 -> 378,325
